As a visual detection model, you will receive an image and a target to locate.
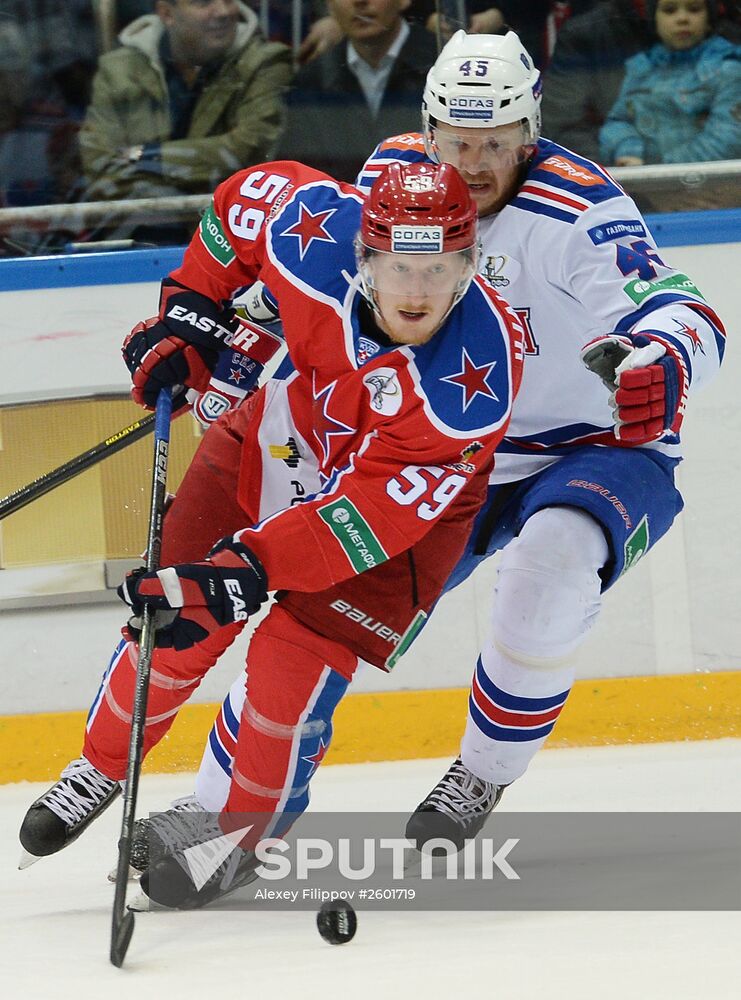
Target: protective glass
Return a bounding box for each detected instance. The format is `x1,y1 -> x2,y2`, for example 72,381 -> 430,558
428,121 -> 535,172
358,247 -> 477,299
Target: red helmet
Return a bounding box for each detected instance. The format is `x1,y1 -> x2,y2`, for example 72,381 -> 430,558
360,161 -> 477,254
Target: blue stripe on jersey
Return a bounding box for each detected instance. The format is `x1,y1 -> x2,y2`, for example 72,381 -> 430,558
208,728 -> 233,777
86,638 -> 127,725
502,421 -> 612,448
616,292 -> 709,335
509,195 -> 579,225
469,695 -> 558,742
475,658 -> 569,711
355,149 -> 427,193
497,432 -> 680,455
223,690 -> 241,739
287,669 -> 349,814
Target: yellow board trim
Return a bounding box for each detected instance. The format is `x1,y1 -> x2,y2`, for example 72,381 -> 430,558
2,671 -> 740,784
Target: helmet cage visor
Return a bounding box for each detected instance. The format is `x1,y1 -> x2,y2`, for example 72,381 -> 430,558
356,241 -> 479,304
425,116 -> 536,171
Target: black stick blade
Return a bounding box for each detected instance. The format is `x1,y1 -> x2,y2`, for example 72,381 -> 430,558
110,911 -> 135,968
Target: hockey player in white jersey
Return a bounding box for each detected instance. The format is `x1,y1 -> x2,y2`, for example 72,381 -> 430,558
95,29 -> 729,867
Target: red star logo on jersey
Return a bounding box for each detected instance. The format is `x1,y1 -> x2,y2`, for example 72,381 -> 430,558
674,321 -> 705,355
441,348 -> 499,411
229,368 -> 245,383
283,203 -> 337,260
313,378 -> 356,465
302,736 -> 329,776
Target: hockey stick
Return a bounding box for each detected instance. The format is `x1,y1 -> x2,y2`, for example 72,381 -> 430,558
110,387 -> 172,969
0,411 -> 156,521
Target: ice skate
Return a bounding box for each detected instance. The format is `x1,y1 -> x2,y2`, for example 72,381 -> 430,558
108,794 -> 202,882
405,757 -> 506,853
19,756 -> 120,867
137,805 -> 261,910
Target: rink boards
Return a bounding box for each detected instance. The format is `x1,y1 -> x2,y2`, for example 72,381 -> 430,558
1,209 -> 739,782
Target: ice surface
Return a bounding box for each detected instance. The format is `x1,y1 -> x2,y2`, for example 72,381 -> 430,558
1,741 -> 740,1000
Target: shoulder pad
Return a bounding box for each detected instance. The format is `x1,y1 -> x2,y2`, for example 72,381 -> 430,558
267,181 -> 361,302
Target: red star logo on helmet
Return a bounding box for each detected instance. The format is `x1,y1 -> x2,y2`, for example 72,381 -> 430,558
674,321 -> 705,355
283,203 -> 337,260
302,736 -> 329,775
441,348 -> 499,411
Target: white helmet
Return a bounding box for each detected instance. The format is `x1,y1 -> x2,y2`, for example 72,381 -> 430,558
422,30 -> 542,150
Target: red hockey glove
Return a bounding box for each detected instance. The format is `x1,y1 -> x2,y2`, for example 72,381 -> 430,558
581,333 -> 687,444
118,542 -> 267,651
122,279 -> 240,410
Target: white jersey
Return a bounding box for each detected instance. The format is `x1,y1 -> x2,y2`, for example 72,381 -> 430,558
358,135 -> 726,483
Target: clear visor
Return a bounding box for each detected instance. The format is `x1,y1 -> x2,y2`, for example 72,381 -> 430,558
428,121 -> 535,172
358,246 -> 477,299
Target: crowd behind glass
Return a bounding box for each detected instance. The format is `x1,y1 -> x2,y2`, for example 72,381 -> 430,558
0,0 -> 739,255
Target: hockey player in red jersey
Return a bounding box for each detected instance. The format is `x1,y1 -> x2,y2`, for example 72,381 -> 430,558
19,159 -> 525,907
158,27 -> 727,863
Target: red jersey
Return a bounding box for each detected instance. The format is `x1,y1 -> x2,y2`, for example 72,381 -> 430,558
170,161 -> 525,592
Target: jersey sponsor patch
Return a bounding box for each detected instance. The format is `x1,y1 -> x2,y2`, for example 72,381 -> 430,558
269,437 -> 301,468
622,514 -> 649,574
391,225 -> 443,252
588,220 -> 647,245
539,156 -> 606,187
199,205 -> 236,266
363,367 -> 403,416
379,133 -> 425,152
318,497 -> 388,572
623,273 -> 704,306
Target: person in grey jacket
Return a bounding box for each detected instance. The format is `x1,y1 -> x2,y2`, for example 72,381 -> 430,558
79,0 -> 293,201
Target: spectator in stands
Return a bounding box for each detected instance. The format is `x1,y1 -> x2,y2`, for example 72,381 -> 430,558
277,0 -> 437,181
0,12 -> 85,215
599,0 -> 741,165
425,2 -> 595,68
541,0 -> 652,161
298,2 -> 595,69
79,0 -> 292,201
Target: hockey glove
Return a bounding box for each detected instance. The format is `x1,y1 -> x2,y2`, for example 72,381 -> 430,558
122,279 -> 240,410
581,333 -> 687,444
118,541 -> 268,651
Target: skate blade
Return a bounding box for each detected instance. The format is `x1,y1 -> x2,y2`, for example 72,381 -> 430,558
402,851 -> 456,879
107,864 -> 143,884
18,849 -> 42,870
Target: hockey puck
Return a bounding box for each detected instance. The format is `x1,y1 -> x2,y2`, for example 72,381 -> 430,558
316,899 -> 357,945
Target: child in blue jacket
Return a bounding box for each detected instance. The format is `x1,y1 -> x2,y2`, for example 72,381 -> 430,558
599,0 -> 741,164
